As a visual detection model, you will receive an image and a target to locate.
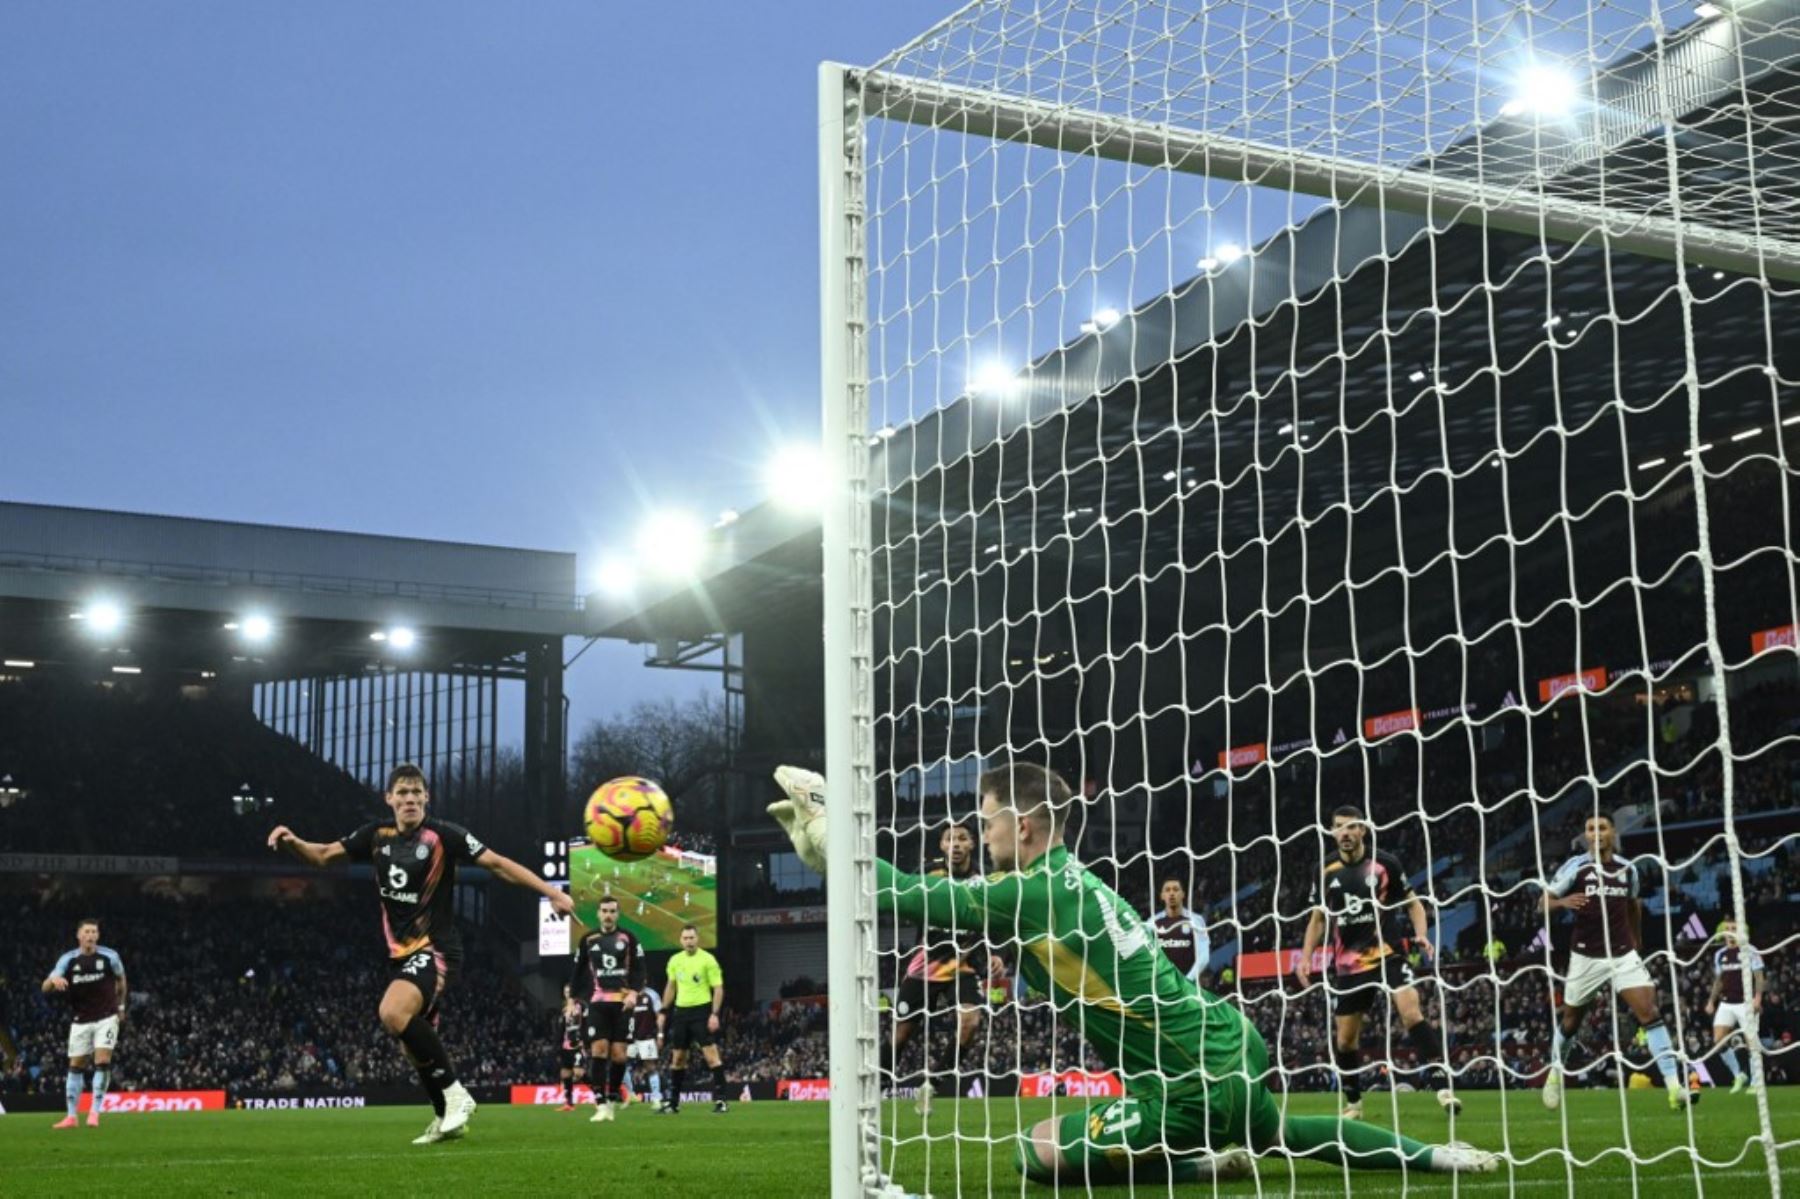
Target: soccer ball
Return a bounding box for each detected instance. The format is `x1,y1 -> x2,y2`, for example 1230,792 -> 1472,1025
583,776 -> 673,862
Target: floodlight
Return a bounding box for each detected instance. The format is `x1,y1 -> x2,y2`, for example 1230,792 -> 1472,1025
84,602 -> 124,634
970,361 -> 1022,398
387,627 -> 417,650
242,615 -> 273,642
1502,65 -> 1578,117
636,512 -> 707,578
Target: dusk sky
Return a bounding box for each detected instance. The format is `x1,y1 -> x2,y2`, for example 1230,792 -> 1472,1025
1,2 -> 937,733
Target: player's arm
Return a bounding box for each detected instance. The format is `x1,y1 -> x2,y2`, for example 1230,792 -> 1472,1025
1752,958 -> 1767,1008
566,935 -> 589,1001
875,859 -> 1033,943
658,976 -> 675,1035
473,848 -> 576,915
1706,968 -> 1725,1014
266,825 -> 349,867
103,950 -> 128,1021
624,934 -> 646,1003
41,950 -> 74,993
1296,907 -> 1326,987
1541,859 -> 1587,912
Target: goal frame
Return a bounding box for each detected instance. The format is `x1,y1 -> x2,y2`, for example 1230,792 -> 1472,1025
817,48 -> 1790,1196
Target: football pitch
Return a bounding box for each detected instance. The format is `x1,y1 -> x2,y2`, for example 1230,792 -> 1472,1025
2,1090 -> 1795,1196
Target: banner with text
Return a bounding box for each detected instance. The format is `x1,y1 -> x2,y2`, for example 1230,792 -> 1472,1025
1752,624 -> 1798,654
1538,667 -> 1608,703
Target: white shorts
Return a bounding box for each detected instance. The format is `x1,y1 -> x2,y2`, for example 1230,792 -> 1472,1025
68,1015 -> 120,1059
627,1038 -> 659,1061
1713,1001 -> 1753,1033
1563,950 -> 1654,1008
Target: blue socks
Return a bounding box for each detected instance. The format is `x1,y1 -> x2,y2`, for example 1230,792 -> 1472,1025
65,1071 -> 83,1118
1720,1044 -> 1743,1080
92,1068 -> 111,1107
1644,1021 -> 1680,1085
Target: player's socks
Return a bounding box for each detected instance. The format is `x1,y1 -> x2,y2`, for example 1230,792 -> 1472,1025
1333,1045 -> 1364,1105
1720,1044 -> 1743,1082
1642,1019 -> 1680,1086
1404,1022 -> 1451,1090
669,1067 -> 686,1110
64,1071 -> 82,1119
648,1066 -> 663,1106
711,1064 -> 726,1102
1280,1115 -> 1435,1169
592,1058 -> 613,1108
92,1067 -> 111,1109
562,1075 -> 575,1106
1550,1024 -> 1579,1066
398,1016 -> 458,1092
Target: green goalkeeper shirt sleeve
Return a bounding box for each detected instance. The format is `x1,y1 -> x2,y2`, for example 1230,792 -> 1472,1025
876,859 -> 1037,942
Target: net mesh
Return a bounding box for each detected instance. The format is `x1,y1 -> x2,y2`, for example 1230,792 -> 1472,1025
840,0 -> 1800,1192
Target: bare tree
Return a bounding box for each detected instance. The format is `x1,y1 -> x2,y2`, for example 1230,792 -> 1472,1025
568,694 -> 728,826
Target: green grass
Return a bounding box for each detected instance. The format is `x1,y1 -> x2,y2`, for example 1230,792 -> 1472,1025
1,1089 -> 1794,1196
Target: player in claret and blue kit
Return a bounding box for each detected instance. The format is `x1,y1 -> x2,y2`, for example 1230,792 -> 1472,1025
1706,920 -> 1766,1094
40,917 -> 127,1129
268,762 -> 575,1145
1540,812 -> 1695,1111
772,763 -> 1499,1186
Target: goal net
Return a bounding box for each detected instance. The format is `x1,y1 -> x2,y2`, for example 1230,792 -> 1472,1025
819,0 -> 1800,1194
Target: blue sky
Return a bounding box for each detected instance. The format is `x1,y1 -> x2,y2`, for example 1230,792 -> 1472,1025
0,2 -> 936,730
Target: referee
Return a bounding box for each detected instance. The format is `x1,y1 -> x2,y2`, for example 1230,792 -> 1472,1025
658,924 -> 729,1114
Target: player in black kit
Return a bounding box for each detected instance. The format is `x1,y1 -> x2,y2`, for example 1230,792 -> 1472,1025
1297,806 -> 1459,1119
556,997 -> 585,1110
885,818 -> 1003,1114
566,895 -> 645,1123
270,763 -> 574,1145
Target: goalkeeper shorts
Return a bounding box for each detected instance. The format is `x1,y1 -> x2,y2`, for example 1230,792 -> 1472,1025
1036,1030 -> 1283,1174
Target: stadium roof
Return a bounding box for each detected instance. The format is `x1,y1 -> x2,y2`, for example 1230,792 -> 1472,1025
0,501 -> 588,681
594,4 -> 1800,649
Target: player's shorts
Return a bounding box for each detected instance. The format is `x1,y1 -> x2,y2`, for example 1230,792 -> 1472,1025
67,1014 -> 120,1059
894,966 -> 986,1025
1024,1027 -> 1282,1180
585,1001 -> 630,1046
390,947 -> 455,1018
1328,955 -> 1421,1018
558,1047 -> 581,1071
1563,950 -> 1652,1008
666,1006 -> 716,1052
627,1037 -> 660,1061
1712,1001 -> 1753,1033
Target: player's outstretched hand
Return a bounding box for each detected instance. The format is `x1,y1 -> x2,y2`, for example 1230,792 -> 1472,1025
769,766 -> 829,874
549,890 -> 576,918
266,825 -> 295,851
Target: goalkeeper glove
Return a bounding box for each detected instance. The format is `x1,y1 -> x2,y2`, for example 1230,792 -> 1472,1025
768,765 -> 829,874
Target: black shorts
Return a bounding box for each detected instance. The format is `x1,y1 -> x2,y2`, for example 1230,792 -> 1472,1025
391,947 -> 456,1019
666,1006 -> 715,1052
558,1047 -> 581,1070
585,1001 -> 630,1046
893,968 -> 986,1025
1330,955 -> 1421,1018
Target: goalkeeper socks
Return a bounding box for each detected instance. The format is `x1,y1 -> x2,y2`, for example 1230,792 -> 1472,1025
398,1015 -> 457,1090
1643,1020 -> 1680,1085
64,1071 -> 82,1118
1720,1044 -> 1743,1080
1334,1045 -> 1364,1103
1405,1021 -> 1451,1089
1283,1114 -> 1434,1170
711,1064 -> 727,1101
92,1067 -> 111,1107
670,1067 -> 685,1110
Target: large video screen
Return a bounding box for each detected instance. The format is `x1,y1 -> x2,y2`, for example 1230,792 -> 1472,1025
564,842 -> 718,951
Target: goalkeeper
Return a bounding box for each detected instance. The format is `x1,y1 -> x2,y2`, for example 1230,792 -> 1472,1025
771,762 -> 1497,1185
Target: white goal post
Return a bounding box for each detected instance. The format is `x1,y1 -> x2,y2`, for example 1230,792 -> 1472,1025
821,2 -> 1798,1194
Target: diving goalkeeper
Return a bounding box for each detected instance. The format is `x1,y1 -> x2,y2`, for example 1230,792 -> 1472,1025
770,762 -> 1496,1185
